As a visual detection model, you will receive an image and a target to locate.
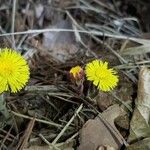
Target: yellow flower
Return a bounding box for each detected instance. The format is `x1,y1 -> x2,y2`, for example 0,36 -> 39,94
69,66 -> 84,80
85,60 -> 119,92
0,48 -> 30,93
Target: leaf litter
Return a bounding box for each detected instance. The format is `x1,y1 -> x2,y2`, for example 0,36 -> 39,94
0,0 -> 150,149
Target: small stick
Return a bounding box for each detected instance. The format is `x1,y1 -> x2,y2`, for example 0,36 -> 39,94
0,125 -> 13,148
11,0 -> 17,49
52,104 -> 83,144
11,111 -> 63,128
17,118 -> 35,150
39,134 -> 60,150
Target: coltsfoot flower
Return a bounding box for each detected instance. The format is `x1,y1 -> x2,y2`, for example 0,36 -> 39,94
69,66 -> 84,81
0,48 -> 30,93
85,60 -> 119,92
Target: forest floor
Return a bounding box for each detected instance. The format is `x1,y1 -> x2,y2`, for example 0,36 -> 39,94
0,0 -> 150,150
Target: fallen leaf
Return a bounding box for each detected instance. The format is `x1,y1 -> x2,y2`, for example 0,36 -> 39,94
78,105 -> 126,150
42,19 -> 78,63
126,137 -> 150,150
121,39 -> 150,55
128,67 -> 150,142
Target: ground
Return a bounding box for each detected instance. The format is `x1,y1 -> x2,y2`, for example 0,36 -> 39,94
0,0 -> 150,150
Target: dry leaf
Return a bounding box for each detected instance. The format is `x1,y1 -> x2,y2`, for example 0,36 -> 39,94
128,67 -> 150,142
78,105 -> 126,150
121,40 -> 150,55
42,19 -> 78,62
126,137 -> 150,150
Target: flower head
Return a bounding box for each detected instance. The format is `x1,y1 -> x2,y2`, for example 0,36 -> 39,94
69,66 -> 84,80
85,60 -> 119,92
0,48 -> 30,93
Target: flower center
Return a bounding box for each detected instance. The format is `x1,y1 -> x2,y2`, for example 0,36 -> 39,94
95,69 -> 107,79
0,63 -> 14,77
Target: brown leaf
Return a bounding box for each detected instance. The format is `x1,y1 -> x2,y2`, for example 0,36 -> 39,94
128,67 -> 150,142
78,105 -> 126,150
